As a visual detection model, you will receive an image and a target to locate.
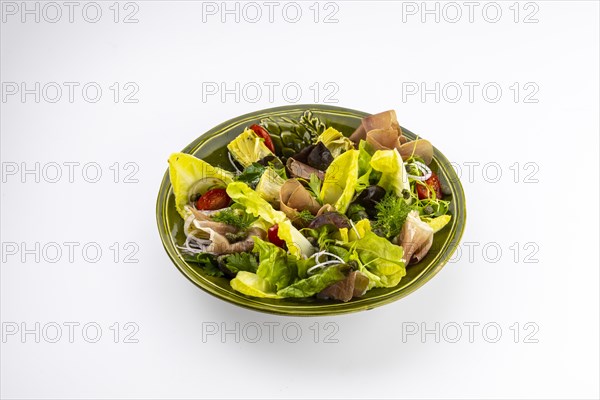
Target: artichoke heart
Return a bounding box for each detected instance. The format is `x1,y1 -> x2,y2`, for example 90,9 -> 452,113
227,128 -> 274,168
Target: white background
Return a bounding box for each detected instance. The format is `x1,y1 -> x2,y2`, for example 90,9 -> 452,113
1,1 -> 599,399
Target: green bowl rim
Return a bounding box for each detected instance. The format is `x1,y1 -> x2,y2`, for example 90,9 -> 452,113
156,104 -> 466,316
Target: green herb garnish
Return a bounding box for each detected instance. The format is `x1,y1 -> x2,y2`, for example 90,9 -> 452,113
297,209 -> 315,224
212,208 -> 257,230
304,173 -> 323,204
218,252 -> 259,275
183,253 -> 223,277
236,163 -> 266,189
372,193 -> 413,239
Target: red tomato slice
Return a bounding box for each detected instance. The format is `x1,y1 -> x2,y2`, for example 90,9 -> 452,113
195,188 -> 231,210
267,224 -> 286,248
250,124 -> 275,153
417,172 -> 443,200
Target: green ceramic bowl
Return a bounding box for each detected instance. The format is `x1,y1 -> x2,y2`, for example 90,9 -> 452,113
156,105 -> 466,316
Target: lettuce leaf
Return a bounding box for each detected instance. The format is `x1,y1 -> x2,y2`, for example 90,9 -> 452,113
226,182 -> 314,258
168,153 -> 234,218
230,271 -> 281,299
227,128 -> 274,168
277,219 -> 315,258
356,141 -> 373,193
253,237 -> 297,291
350,231 -> 406,288
226,181 -> 287,224
338,218 -> 372,242
369,149 -> 410,197
277,265 -> 347,298
317,127 -> 354,158
320,149 -> 359,214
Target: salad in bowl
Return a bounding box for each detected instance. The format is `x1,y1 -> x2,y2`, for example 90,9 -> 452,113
166,109 -> 454,303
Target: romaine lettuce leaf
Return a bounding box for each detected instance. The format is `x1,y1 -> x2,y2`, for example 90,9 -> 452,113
320,149 -> 359,214
369,149 -> 410,197
168,153 -> 234,218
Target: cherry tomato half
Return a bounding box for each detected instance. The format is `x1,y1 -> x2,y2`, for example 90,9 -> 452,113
267,224 -> 286,248
250,124 -> 275,153
416,172 -> 443,200
195,188 -> 231,210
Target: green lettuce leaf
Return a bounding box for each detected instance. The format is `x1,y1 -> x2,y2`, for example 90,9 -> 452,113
320,149 -> 359,214
277,265 -> 347,298
168,153 -> 234,218
230,271 -> 281,299
356,141 -> 373,193
277,219 -> 315,258
369,149 -> 410,197
226,182 -> 314,258
227,128 -> 274,168
317,127 -> 354,158
226,181 -> 287,224
350,231 -> 406,288
253,237 -> 297,291
338,218 -> 372,243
